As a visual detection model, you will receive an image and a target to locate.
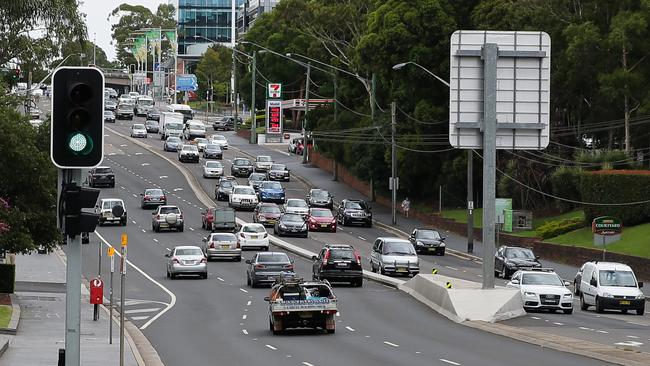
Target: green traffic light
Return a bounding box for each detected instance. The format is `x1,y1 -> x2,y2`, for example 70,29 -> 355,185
67,132 -> 93,155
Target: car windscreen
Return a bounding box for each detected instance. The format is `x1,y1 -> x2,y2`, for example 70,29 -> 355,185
233,187 -> 255,195
205,144 -> 220,150
145,189 -> 163,196
257,253 -> 290,263
282,214 -> 303,223
260,206 -> 281,213
344,202 -> 363,210
310,210 -> 332,217
182,145 -> 198,151
261,182 -> 282,189
505,248 -> 535,260
95,168 -> 112,174
287,200 -> 307,207
189,124 -> 205,130
213,209 -> 235,220
234,159 -> 251,166
521,273 -> 563,286
195,138 -> 207,143
175,248 -> 202,256
160,207 -> 180,214
383,242 -> 416,255
271,164 -> 286,171
243,225 -> 266,233
166,122 -> 183,130
209,233 -> 237,242
206,161 -> 222,168
220,181 -> 233,188
311,190 -> 329,198
257,156 -> 272,162
417,230 -> 441,240
599,270 -> 637,287
212,135 -> 226,141
133,124 -> 145,129
166,137 -> 181,143
138,99 -> 153,106
249,173 -> 266,180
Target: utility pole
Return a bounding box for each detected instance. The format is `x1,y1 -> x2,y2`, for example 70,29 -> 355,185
108,247 -> 114,344
391,101 -> 397,225
250,50 -> 257,144
119,234 -> 127,366
467,150 -> 474,253
173,30 -> 178,104
232,47 -> 238,132
302,62 -> 311,164
369,73 -> 377,201
333,73 -> 338,181
92,33 -> 96,65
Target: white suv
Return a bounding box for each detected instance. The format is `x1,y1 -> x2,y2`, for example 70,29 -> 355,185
507,268 -> 573,314
575,261 -> 645,315
229,185 -> 258,210
178,145 -> 199,163
96,198 -> 127,226
152,205 -> 184,232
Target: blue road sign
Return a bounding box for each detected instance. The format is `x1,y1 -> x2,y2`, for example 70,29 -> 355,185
154,62 -> 160,71
176,74 -> 198,91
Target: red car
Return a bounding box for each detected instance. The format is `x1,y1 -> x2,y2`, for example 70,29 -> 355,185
253,203 -> 282,227
307,208 -> 337,232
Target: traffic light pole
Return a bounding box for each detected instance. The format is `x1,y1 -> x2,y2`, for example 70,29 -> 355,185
64,169 -> 82,366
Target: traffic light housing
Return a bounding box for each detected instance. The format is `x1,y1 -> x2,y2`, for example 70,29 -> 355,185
61,183 -> 100,237
11,69 -> 20,82
51,67 -> 105,168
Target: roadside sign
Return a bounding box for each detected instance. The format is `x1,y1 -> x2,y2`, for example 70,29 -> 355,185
266,99 -> 283,135
449,30 -> 551,150
121,233 -> 128,247
145,77 -> 151,84
495,198 -> 512,224
177,74 -> 198,91
107,247 -> 115,257
154,62 -> 160,71
592,216 -> 622,236
268,83 -> 282,98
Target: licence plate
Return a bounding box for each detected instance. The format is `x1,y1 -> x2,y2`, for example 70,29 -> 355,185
428,247 -> 436,252
620,300 -> 631,305
221,245 -> 229,249
183,260 -> 195,265
320,224 -> 328,228
336,263 -> 348,267
251,235 -> 258,239
396,268 -> 408,273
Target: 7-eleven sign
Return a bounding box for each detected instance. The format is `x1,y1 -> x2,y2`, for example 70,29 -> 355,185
267,83 -> 282,98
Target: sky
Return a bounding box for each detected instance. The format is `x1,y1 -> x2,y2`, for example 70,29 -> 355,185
80,0 -> 175,61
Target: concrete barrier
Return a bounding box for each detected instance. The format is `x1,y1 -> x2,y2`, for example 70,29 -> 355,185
399,274 -> 525,323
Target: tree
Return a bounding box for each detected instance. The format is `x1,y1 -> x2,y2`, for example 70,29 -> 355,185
195,46 -> 232,103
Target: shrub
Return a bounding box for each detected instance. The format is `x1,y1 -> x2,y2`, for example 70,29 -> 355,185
550,166 -> 581,212
575,150 -> 640,170
0,264 -> 15,293
537,217 -> 585,239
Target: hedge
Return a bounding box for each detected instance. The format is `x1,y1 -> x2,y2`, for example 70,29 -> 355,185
580,170 -> 650,226
550,166 -> 581,212
537,218 -> 585,239
0,264 -> 15,293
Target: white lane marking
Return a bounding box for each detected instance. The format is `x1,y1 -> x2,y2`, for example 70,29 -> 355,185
247,300 -> 252,306
153,239 -> 158,243
345,326 -> 355,332
141,229 -> 146,233
336,312 -> 340,317
477,274 -> 483,277
627,335 -> 640,339
440,359 -> 461,366
265,345 -> 277,350
240,288 -> 248,293
159,176 -> 168,179
104,134 -> 110,137
531,316 -> 541,320
358,236 -> 366,241
301,362 -> 314,366
124,308 -> 162,314
173,188 -> 183,191
135,152 -> 143,155
445,266 -> 459,271
94,231 -> 176,330
626,321 -> 648,326
553,322 -> 564,326
596,330 -> 609,334
130,316 -> 150,321
579,327 -> 593,331
242,329 -> 248,335
242,314 -> 247,320
131,220 -> 136,224
383,341 -> 399,347
614,341 -> 643,347
120,186 -> 125,190
217,277 -> 224,282
120,144 -> 127,147
108,153 -> 116,156
189,227 -> 195,231
132,194 -> 137,198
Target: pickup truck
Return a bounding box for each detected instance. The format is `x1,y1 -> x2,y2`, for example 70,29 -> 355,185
264,277 -> 338,335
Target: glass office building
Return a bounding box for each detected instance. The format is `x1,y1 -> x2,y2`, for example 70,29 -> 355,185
178,0 -> 245,55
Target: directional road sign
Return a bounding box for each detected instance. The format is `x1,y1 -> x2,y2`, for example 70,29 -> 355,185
177,74 -> 198,92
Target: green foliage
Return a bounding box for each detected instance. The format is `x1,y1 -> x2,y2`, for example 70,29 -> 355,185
195,46 -> 231,102
574,150 -> 640,170
550,167 -> 582,212
536,217 -> 585,240
0,264 -> 15,293
546,222 -> 650,258
580,171 -> 650,226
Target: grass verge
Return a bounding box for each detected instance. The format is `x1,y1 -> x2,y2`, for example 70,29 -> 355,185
0,305 -> 11,328
546,222 -> 650,259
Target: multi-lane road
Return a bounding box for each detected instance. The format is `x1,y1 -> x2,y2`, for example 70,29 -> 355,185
59,108 -> 649,366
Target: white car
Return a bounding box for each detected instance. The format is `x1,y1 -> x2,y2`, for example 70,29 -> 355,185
283,198 -> 309,216
254,155 -> 274,172
178,145 -> 200,163
507,269 -> 574,314
237,223 -> 269,251
130,123 -> 148,138
165,245 -> 207,279
193,137 -> 208,151
229,185 -> 258,210
183,120 -> 206,140
203,161 -> 224,178
210,134 -> 229,149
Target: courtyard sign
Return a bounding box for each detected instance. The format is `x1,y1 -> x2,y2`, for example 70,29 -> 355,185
592,216 -> 622,236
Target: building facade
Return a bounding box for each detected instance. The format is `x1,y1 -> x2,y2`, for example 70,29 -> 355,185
177,0 -> 246,56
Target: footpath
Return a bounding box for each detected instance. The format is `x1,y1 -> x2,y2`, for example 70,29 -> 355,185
0,250 -> 139,366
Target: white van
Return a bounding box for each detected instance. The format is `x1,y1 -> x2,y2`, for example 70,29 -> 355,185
135,96 -> 154,116
183,120 -> 206,140
159,112 -> 185,140
166,103 -> 193,122
575,261 -> 645,315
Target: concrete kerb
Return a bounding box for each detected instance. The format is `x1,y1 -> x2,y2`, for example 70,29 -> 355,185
107,127 -> 404,290
52,246 -> 155,366
0,294 -> 20,335
0,336 -> 8,358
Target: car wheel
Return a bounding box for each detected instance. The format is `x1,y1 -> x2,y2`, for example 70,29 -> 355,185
170,271 -> 176,279
574,281 -> 580,296
166,268 -> 170,278
202,272 -> 208,279
438,249 -> 445,256
342,217 -> 348,226
355,279 -> 363,287
563,309 -> 573,314
580,295 -> 588,310
246,275 -> 251,286
595,296 -> 604,313
370,262 -> 377,273
636,307 -> 645,315
236,256 -> 241,262
327,328 -> 335,334
302,233 -> 308,238
251,278 -> 258,288
110,183 -> 115,188
121,219 -> 127,226
178,224 -> 184,232
366,221 -> 372,228
379,265 -> 386,275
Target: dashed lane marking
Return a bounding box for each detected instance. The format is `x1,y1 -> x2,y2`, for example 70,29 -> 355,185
553,322 -> 564,326
247,300 -> 252,306
596,330 -> 609,334
440,359 -> 461,366
141,229 -> 146,233
242,329 -> 248,335
217,277 -> 224,282
614,341 -> 643,347
358,236 -> 366,241
124,308 -> 162,314
301,362 -> 314,366
153,239 -> 158,243
345,326 -> 355,332
132,220 -> 136,224
130,316 -> 150,321
265,345 -> 277,350
445,266 -> 459,271
627,335 -> 640,339
160,176 -> 168,179
189,227 -> 195,231
383,341 -> 399,347
242,315 -> 247,320
240,288 -> 248,293
531,316 -> 541,320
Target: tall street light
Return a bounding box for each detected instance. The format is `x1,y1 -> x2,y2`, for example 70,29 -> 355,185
392,61 -> 475,253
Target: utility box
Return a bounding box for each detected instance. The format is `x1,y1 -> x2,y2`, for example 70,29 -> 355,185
89,278 -> 104,305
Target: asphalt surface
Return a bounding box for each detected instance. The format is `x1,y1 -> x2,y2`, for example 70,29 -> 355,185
55,114 -> 621,366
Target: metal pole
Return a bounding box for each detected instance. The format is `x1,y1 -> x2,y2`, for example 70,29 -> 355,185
467,149 -> 474,253
109,253 -> 114,344
174,30 -> 178,104
93,33 -> 96,65
64,169 -> 82,366
144,36 -> 148,96
232,47 -> 238,132
391,101 -> 397,225
158,28 -> 162,101
333,73 -> 338,181
481,43 -> 498,289
370,73 -> 376,120
250,51 -> 257,144
119,244 -> 126,366
439,185 -> 442,213
302,63 -> 311,164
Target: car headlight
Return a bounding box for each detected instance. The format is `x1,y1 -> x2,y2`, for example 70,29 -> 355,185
439,242 -> 446,247
416,241 -> 424,247
301,223 -> 307,229
258,215 -> 266,221
505,261 -> 516,268
563,293 -> 573,298
602,292 -> 613,298
279,224 -> 287,229
635,294 -> 645,299
523,292 -> 537,297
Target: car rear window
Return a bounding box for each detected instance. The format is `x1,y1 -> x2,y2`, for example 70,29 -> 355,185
160,207 -> 180,214
95,168 -> 112,174
102,200 -> 123,209
257,253 -> 290,263
209,233 -> 237,242
383,242 -> 416,255
145,189 -> 163,196
329,249 -> 354,260
175,248 -> 202,256
243,225 -> 266,233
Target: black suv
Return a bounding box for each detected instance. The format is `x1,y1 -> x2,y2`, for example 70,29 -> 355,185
409,228 -> 446,255
307,189 -> 333,209
88,166 -> 115,188
336,199 -> 372,227
494,245 -> 541,279
312,244 -> 363,287
231,158 -> 254,177
146,110 -> 160,121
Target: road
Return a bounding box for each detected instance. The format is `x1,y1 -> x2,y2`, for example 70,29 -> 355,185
54,108 -> 642,365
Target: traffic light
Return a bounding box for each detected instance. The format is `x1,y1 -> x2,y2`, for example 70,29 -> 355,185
61,182 -> 100,237
11,69 -> 20,82
129,64 -> 135,74
51,67 -> 105,168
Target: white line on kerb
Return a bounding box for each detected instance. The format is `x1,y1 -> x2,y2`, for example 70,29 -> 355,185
383,341 -> 399,347
94,231 -> 176,330
440,359 -> 461,366
265,344 -> 277,350
240,288 -> 248,293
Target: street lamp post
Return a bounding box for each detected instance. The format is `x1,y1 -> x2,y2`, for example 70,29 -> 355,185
251,50 -> 257,144
303,62 -> 311,164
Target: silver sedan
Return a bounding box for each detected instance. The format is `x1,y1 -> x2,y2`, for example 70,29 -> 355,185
202,233 -> 240,261
165,246 -> 207,279
203,161 -> 224,178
